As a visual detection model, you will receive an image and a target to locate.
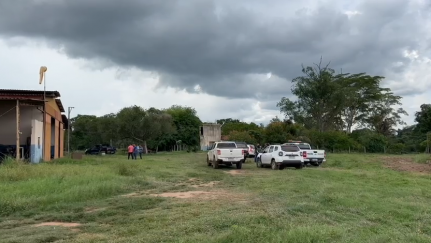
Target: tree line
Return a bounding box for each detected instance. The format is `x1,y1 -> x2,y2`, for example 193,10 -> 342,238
69,59 -> 431,154
69,105 -> 202,152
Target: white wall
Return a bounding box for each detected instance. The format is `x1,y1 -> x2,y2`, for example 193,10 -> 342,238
0,101 -> 43,145
30,119 -> 43,163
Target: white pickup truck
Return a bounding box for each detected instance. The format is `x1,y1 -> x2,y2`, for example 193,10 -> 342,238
284,141 -> 326,166
207,142 -> 245,169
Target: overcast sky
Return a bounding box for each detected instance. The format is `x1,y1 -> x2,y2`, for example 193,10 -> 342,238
0,0 -> 430,125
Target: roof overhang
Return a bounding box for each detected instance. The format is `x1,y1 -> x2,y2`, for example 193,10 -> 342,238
62,114 -> 69,129
0,89 -> 60,98
55,99 -> 65,112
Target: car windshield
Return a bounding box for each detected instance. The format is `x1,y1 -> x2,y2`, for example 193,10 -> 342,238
217,143 -> 237,148
281,145 -> 299,152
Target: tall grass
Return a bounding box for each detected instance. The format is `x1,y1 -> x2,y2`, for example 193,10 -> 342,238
413,153 -> 431,164
1,152 -> 431,242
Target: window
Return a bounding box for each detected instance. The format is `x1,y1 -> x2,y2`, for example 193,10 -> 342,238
274,146 -> 279,151
281,145 -> 299,152
263,146 -> 270,153
269,146 -> 274,153
200,126 -> 204,136
216,143 -> 236,149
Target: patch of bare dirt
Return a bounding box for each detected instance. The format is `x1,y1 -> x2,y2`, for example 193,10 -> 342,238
175,178 -> 220,188
190,181 -> 219,188
85,207 -> 107,213
149,190 -> 247,201
382,156 -> 431,174
121,192 -> 145,198
33,222 -> 81,228
224,170 -> 246,176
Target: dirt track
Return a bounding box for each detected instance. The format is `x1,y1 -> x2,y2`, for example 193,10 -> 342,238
382,156 -> 431,174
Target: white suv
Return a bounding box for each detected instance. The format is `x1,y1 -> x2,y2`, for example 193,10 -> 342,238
256,144 -> 305,170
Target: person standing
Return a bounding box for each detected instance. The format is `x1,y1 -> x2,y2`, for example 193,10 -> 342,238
254,144 -> 260,163
138,145 -> 143,159
133,144 -> 139,160
127,144 -> 134,160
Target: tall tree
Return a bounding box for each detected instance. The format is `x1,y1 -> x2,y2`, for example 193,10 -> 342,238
116,106 -> 175,151
165,105 -> 202,148
97,113 -> 118,144
364,91 -> 408,136
70,115 -> 101,150
277,58 -> 347,132
341,74 -> 386,133
415,104 -> 431,133
216,118 -> 241,124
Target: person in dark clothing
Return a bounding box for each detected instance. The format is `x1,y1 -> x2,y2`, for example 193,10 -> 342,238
133,145 -> 139,160
138,145 -> 143,159
254,144 -> 260,163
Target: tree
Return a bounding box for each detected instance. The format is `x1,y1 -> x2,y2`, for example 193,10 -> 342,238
264,121 -> 293,143
116,106 -> 175,152
216,118 -> 260,136
165,105 -> 202,149
97,113 -> 118,144
70,115 -> 101,150
227,131 -> 257,144
340,74 -> 386,133
216,118 -> 241,124
277,58 -> 347,131
415,104 -> 431,133
363,91 -> 408,136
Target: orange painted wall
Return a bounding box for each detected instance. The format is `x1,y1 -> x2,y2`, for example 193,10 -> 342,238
42,98 -> 66,161
59,123 -> 64,157
44,114 -> 51,161
54,120 -> 59,159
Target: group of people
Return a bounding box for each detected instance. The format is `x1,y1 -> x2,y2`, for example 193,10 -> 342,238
254,143 -> 269,162
127,144 -> 144,159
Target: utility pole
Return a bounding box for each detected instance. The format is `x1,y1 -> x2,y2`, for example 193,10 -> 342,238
16,100 -> 20,161
67,107 -> 74,155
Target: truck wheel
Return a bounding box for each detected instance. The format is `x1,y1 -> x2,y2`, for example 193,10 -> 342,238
236,162 -> 242,169
271,160 -> 278,170
212,160 -> 219,169
207,156 -> 212,166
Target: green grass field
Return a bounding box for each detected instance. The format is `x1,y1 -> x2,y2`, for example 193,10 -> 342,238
1,152 -> 431,243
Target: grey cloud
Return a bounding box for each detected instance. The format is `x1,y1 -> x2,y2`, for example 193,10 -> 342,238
0,0 -> 430,100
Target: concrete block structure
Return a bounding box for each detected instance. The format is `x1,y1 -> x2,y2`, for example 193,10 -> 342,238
199,124 -> 222,151
0,89 -> 68,163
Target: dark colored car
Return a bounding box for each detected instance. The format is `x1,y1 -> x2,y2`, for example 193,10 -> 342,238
85,144 -> 116,155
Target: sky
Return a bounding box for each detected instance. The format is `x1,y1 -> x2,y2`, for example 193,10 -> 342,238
0,0 -> 430,125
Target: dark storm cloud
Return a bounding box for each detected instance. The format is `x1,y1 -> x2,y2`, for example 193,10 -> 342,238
0,0 -> 430,101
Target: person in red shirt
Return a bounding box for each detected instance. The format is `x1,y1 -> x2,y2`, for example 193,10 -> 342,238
127,144 -> 134,160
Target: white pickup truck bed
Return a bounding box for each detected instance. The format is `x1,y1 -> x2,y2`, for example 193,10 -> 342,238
284,142 -> 326,166
207,142 -> 245,169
